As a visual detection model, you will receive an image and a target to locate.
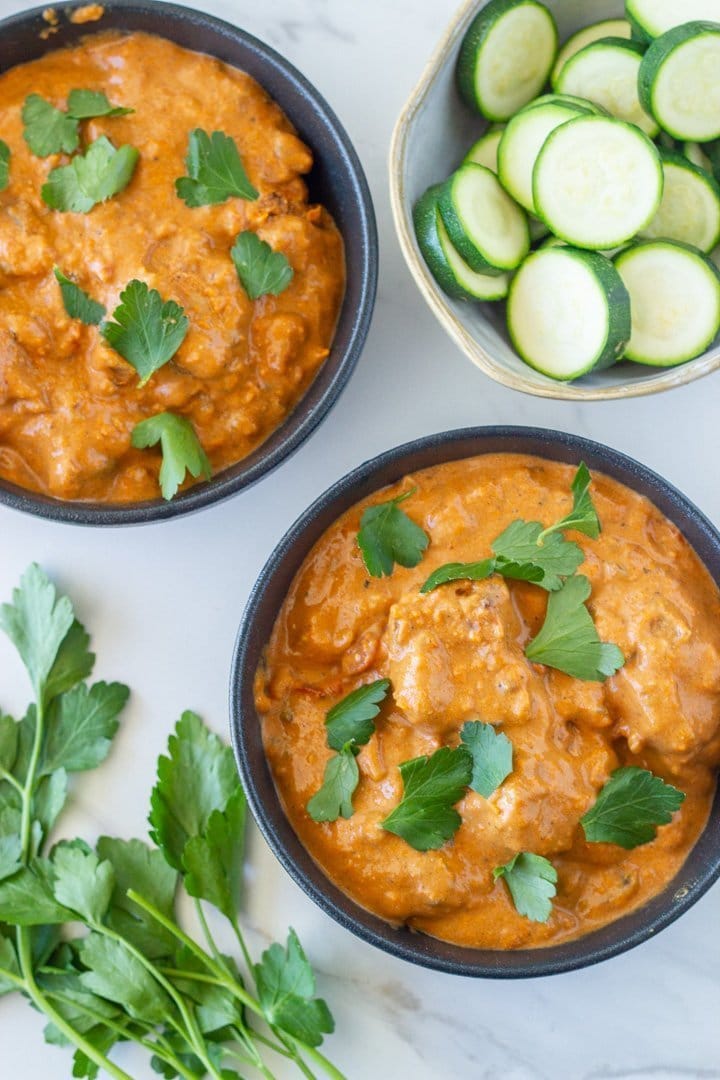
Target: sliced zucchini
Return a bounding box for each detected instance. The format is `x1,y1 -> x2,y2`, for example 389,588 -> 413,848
498,101 -> 589,214
683,142 -> 713,172
456,0 -> 558,121
464,127 -> 505,171
552,18 -> 632,84
639,22 -> 720,142
555,38 -> 659,138
507,247 -> 631,380
640,151 -> 720,252
533,115 -> 663,249
615,240 -> 720,365
526,92 -> 604,114
413,185 -> 511,301
438,163 -> 530,273
626,0 -> 720,41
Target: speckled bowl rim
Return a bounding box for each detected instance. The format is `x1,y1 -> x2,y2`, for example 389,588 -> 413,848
0,0 -> 377,526
388,0 -> 720,402
230,426 -> 720,977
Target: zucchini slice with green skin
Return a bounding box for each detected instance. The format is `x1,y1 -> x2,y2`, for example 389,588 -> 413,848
555,38 -> 659,137
639,22 -> 720,141
640,151 -> 720,252
498,101 -> 589,214
533,115 -> 663,249
527,92 -> 607,115
626,0 -> 720,41
438,163 -> 530,273
456,0 -> 558,121
507,247 -> 631,380
413,185 -> 511,301
552,18 -> 631,83
464,127 -> 505,171
615,240 -> 720,365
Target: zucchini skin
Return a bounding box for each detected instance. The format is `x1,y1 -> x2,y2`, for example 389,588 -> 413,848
456,0 -> 557,119
507,248 -> 631,380
639,21 -> 720,139
437,164 -> 529,273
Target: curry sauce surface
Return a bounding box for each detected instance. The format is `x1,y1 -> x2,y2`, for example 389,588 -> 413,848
0,32 -> 344,501
256,455 -> 720,948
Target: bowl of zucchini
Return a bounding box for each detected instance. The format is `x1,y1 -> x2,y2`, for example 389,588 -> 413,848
390,0 -> 720,400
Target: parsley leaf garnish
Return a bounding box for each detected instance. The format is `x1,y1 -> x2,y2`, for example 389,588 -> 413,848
66,89 -> 133,119
381,746 -> 473,851
306,746 -> 359,823
357,489 -> 430,578
102,281 -> 189,386
254,929 -> 334,1048
325,679 -> 390,752
54,267 -> 106,326
42,136 -> 139,213
41,681 -> 129,775
420,557 -> 544,594
538,463 -> 601,543
131,412 -> 211,501
492,521 -> 584,591
22,93 -> 80,156
494,852 -> 557,923
231,231 -> 294,300
175,129 -> 258,207
182,787 -> 245,921
581,767 -> 685,849
0,141 -> 10,192
460,721 -> 513,798
525,574 -> 625,681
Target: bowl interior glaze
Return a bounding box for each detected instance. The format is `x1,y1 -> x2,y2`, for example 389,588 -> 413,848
389,0 -> 720,402
0,1 -> 377,524
231,427 -> 720,977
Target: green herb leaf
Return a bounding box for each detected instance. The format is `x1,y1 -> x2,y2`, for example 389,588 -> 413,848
42,136 -> 138,213
41,681 -> 128,776
230,231 -> 294,300
149,711 -> 239,870
381,746 -> 472,851
51,843 -> 114,925
102,282 -> 189,386
131,412 -> 211,500
35,768 -> 68,838
357,490 -> 430,578
324,678 -> 390,752
492,520 -> 584,591
493,852 -> 557,923
420,558 -> 496,594
0,714 -> 18,773
255,928 -> 334,1047
581,767 -> 685,849
175,129 -> 258,207
44,619 -> 95,704
0,141 -> 10,192
79,931 -> 171,1024
54,268 -> 106,326
0,933 -> 20,996
0,563 -> 75,704
306,746 -> 359,823
66,89 -> 133,119
0,862 -> 72,925
182,787 -> 245,921
460,721 -> 513,798
96,837 -> 178,959
525,574 -> 625,682
22,93 -> 79,156
539,463 -> 601,543
0,810 -> 22,882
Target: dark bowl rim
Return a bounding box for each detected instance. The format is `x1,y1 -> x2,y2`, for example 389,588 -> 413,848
230,425 -> 720,978
0,0 -> 377,526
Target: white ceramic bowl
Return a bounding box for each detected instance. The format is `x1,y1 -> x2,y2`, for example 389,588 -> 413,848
389,0 -> 720,401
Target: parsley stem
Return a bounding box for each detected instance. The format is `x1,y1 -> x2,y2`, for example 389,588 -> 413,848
19,698 -> 44,859
15,928 -> 132,1080
230,913 -> 255,975
290,1038 -> 347,1080
193,896 -> 225,968
0,965 -> 25,989
0,765 -> 23,795
277,1035 -> 317,1080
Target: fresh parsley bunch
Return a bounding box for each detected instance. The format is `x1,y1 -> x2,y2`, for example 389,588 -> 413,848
0,565 -> 343,1080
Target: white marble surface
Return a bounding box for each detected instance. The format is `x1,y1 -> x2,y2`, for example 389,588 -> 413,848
1,0 -> 719,1077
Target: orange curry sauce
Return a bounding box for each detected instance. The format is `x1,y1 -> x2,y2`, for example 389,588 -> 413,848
0,33 -> 345,501
255,455 -> 720,949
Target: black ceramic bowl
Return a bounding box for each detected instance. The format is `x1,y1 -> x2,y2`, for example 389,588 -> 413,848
231,426 -> 720,978
0,1 -> 377,525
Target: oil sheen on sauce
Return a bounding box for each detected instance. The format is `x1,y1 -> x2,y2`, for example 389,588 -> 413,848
255,454 -> 720,949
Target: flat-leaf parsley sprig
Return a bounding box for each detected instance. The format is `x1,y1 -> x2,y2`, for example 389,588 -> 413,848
0,565 -> 344,1080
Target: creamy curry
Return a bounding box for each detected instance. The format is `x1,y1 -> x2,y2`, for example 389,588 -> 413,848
255,454 -> 720,949
0,32 -> 344,501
